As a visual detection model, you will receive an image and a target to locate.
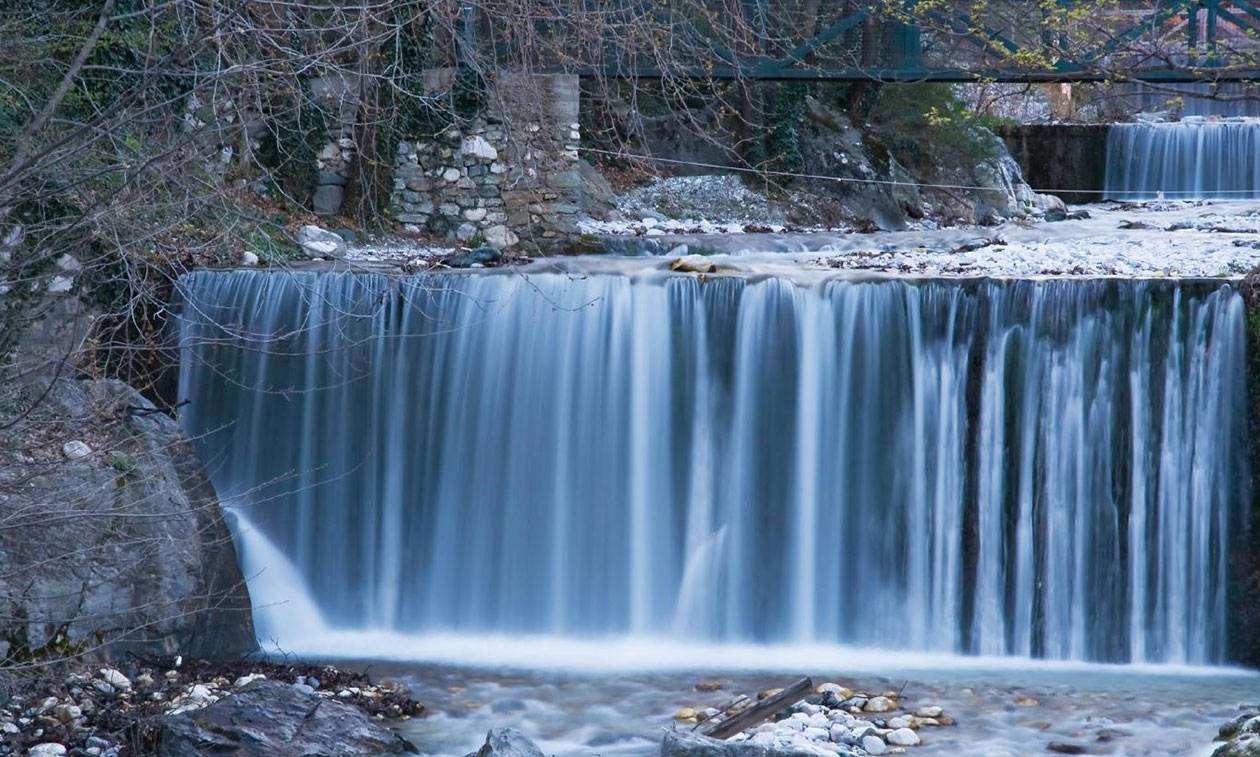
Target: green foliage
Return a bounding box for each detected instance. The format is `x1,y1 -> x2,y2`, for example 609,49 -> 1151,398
263,88 -> 326,211
863,84 -> 1000,171
762,82 -> 808,175
108,453 -> 138,475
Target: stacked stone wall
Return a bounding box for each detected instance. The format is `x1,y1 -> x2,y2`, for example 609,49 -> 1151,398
389,73 -> 606,250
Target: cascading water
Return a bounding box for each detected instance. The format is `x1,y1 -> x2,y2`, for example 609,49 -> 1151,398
177,269 -> 1249,666
1104,121 -> 1260,200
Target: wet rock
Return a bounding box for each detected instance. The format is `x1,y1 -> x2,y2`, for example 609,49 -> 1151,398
464,727 -> 543,757
447,246 -> 501,268
863,696 -> 895,713
29,745 -> 67,757
1222,714 -> 1258,740
1217,734 -> 1260,757
1013,696 -> 1040,707
661,730 -> 828,757
668,255 -> 717,275
1047,742 -> 1088,755
153,680 -> 413,756
914,705 -> 943,718
886,714 -> 915,729
696,681 -> 724,692
673,707 -> 697,721
861,734 -> 887,755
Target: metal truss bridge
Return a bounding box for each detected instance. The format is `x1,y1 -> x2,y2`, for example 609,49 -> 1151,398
556,1 -> 1260,82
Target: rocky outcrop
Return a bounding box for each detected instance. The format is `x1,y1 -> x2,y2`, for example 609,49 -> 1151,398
464,727 -> 545,757
620,95 -> 1059,233
662,730 -> 822,757
1215,709 -> 1260,756
153,680 -> 414,756
0,378 -> 255,661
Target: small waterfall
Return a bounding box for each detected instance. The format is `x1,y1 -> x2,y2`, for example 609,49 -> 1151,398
224,510 -> 329,643
1105,121 -> 1260,200
178,270 -> 1250,665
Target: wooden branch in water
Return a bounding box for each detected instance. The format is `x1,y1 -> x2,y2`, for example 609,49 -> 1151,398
698,676 -> 814,740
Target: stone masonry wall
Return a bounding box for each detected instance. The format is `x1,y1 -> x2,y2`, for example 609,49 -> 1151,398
389,73 -> 610,251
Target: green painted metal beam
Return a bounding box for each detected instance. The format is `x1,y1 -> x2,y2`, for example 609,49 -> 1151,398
548,0 -> 1260,83
575,65 -> 1260,82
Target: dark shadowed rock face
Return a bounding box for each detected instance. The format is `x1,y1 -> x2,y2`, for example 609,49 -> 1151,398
0,378 -> 255,661
155,680 -> 415,756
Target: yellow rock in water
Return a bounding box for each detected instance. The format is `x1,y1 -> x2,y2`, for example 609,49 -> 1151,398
673,707 -> 697,720
757,688 -> 784,700
815,682 -> 854,698
1014,696 -> 1040,707
669,255 -> 717,274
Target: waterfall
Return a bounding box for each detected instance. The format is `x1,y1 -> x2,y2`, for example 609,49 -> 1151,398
177,270 -> 1250,665
1104,121 -> 1260,200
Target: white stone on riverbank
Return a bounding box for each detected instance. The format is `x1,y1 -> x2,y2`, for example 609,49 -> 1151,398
681,684 -> 953,756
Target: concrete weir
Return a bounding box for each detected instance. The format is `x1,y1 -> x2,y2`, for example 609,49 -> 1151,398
998,124 -> 1110,204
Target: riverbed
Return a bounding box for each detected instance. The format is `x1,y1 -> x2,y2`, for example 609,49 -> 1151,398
326,642 -> 1257,757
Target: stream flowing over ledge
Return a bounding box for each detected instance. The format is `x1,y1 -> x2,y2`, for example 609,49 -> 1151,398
176,268 -> 1252,667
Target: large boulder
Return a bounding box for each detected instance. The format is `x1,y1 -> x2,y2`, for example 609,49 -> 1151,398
970,133 -> 1064,224
154,680 -> 414,756
0,378 -> 255,660
296,225 -> 347,258
797,96 -> 909,231
1217,734 -> 1260,757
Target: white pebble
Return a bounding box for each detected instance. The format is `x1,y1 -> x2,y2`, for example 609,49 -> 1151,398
887,727 -> 921,746
62,441 -> 91,460
887,714 -> 915,729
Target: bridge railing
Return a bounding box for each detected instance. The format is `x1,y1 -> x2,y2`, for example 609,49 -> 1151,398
448,0 -> 1260,82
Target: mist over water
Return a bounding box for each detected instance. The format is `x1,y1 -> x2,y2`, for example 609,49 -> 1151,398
178,270 -> 1249,667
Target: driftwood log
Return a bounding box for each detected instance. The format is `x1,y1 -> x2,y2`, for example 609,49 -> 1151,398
698,677 -> 814,740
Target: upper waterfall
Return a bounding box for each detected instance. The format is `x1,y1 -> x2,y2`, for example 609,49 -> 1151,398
1105,121 -> 1260,200
177,269 -> 1250,666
